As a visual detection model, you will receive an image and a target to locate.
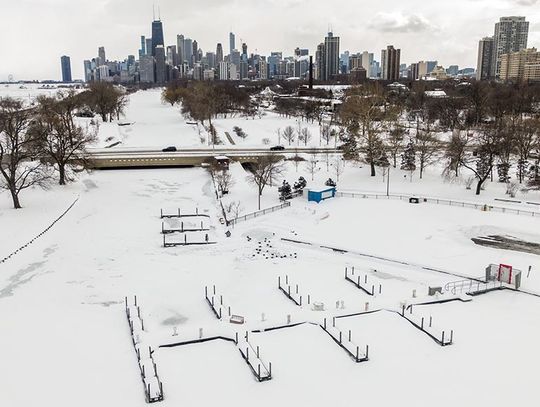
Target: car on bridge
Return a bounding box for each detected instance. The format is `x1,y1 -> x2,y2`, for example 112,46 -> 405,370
270,145 -> 285,151
162,146 -> 178,152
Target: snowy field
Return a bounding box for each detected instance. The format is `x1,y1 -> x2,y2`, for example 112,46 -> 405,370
1,86 -> 540,407
87,87 -> 330,149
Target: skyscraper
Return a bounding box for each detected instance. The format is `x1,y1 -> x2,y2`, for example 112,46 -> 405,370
192,40 -> 199,64
184,38 -> 193,67
242,43 -> 248,62
216,43 -> 224,64
177,35 -> 185,66
60,55 -> 72,82
151,19 -> 165,56
381,45 -> 401,81
98,46 -> 106,65
139,55 -> 155,83
323,32 -> 340,81
491,16 -> 529,78
229,32 -> 236,55
361,51 -> 374,78
155,45 -> 166,83
139,36 -> 146,58
315,43 -> 325,80
83,60 -> 92,82
477,37 -> 494,80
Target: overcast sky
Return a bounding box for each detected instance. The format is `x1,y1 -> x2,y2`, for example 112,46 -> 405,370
1,0 -> 540,81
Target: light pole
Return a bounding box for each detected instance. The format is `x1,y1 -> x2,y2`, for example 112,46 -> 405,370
386,165 -> 390,197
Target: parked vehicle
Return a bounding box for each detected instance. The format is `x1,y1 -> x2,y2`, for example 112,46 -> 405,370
162,146 -> 177,152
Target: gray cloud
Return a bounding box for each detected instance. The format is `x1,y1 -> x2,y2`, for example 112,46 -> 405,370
368,12 -> 434,33
514,0 -> 538,5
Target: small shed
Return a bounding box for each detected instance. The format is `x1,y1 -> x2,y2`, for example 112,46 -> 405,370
307,186 -> 336,203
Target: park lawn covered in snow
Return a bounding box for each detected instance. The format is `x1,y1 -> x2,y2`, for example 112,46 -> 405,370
1,161 -> 539,407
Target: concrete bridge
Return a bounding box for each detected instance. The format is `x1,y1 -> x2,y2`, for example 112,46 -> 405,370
87,147 -> 341,169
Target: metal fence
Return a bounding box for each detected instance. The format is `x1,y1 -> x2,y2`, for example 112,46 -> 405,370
227,202 -> 291,226
336,191 -> 539,217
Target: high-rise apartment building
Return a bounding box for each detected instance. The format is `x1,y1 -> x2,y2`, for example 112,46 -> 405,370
323,32 -> 340,81
60,55 -> 72,82
491,16 -> 529,78
151,19 -> 165,56
361,51 -> 374,78
500,48 -> 540,82
381,45 -> 400,81
476,37 -> 494,80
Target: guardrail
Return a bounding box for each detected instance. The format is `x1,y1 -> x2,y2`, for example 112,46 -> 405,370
227,202 -> 291,226
337,191 -> 539,217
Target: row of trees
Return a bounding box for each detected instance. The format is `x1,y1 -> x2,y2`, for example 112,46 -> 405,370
338,82 -> 540,195
0,83 -> 127,208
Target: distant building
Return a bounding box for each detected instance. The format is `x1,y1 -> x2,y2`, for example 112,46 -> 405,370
500,48 -> 540,82
151,20 -> 164,56
219,61 -> 230,80
98,46 -> 106,65
381,45 -> 400,81
476,37 -> 494,80
139,36 -> 146,58
323,32 -> 340,81
83,60 -> 92,82
361,51 -> 374,78
491,16 -> 529,78
216,43 -> 224,64
60,55 -> 72,82
139,55 -> 155,83
184,38 -> 193,67
229,32 -> 236,55
446,65 -> 459,76
177,34 -> 185,66
154,45 -> 166,83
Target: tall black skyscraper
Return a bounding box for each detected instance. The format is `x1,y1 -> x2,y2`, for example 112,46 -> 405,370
60,55 -> 72,82
151,20 -> 164,56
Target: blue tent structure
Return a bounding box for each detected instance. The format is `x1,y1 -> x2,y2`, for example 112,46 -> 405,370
307,187 -> 336,203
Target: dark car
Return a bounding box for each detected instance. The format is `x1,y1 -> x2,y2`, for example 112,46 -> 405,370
270,145 -> 285,151
162,146 -> 177,152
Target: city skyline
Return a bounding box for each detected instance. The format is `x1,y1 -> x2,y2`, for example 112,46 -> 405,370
2,0 -> 540,81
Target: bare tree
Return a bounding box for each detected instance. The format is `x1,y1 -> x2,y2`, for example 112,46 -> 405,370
514,118 -> 539,183
225,201 -> 243,221
458,126 -> 502,195
332,157 -> 345,182
305,154 -> 319,181
32,94 -> 97,185
443,130 -> 469,178
386,124 -> 406,168
282,126 -> 295,145
82,82 -> 127,122
0,98 -> 50,209
247,154 -> 285,210
415,130 -> 442,179
214,170 -> 234,195
299,128 -> 312,146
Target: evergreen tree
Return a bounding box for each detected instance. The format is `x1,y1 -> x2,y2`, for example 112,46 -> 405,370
401,140 -> 416,172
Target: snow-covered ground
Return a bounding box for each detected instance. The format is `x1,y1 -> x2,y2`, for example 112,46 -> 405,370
1,87 -> 540,407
